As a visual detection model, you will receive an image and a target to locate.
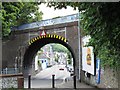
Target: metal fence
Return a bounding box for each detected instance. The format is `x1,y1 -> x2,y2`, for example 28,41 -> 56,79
0,68 -> 19,74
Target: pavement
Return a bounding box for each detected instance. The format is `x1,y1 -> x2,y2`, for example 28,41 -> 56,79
33,64 -> 70,80
57,80 -> 95,88
24,64 -> 100,89
24,79 -> 63,88
24,78 -> 98,89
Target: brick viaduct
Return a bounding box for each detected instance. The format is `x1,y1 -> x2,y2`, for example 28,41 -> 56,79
2,14 -> 81,78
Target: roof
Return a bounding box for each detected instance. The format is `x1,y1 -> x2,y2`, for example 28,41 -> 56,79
38,53 -> 48,59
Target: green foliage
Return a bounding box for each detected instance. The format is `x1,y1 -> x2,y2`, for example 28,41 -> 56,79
47,2 -> 120,68
37,60 -> 41,66
67,51 -> 72,60
54,54 -> 59,62
51,43 -> 68,53
80,3 -> 120,68
51,43 -> 72,59
67,59 -> 72,64
2,2 -> 43,37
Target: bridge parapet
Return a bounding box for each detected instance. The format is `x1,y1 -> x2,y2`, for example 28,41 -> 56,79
12,13 -> 78,31
3,13 -> 80,81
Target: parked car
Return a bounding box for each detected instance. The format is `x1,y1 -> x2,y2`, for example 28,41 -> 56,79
68,66 -> 73,72
59,68 -> 64,70
67,66 -> 74,76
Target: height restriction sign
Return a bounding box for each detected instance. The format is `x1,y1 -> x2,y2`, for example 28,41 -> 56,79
40,30 -> 46,36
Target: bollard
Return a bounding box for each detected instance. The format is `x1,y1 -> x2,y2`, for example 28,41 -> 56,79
52,74 -> 55,88
73,75 -> 76,89
18,77 -> 24,88
28,74 -> 31,89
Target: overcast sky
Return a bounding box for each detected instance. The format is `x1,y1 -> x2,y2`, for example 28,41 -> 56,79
39,4 -> 78,20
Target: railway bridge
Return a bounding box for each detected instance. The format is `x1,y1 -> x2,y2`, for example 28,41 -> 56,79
2,14 -> 81,78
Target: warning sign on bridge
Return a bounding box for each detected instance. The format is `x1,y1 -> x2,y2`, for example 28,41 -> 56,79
40,30 -> 46,36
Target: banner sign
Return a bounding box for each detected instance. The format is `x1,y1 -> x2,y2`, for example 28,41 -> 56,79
96,58 -> 101,84
82,36 -> 95,75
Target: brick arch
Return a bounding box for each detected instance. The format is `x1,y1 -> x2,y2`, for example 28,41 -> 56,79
23,34 -> 76,77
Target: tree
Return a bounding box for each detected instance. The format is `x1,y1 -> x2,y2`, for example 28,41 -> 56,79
2,2 -> 43,37
51,43 -> 68,53
47,2 -> 120,68
51,43 -> 72,63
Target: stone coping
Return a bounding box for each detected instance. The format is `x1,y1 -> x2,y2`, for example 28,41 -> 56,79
0,73 -> 23,78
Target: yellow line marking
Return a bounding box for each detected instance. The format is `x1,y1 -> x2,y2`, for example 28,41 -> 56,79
64,39 -> 67,42
56,35 -> 58,39
62,37 -> 64,41
59,36 -> 61,39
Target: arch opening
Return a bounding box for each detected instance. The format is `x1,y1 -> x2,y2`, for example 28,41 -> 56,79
23,35 -> 76,77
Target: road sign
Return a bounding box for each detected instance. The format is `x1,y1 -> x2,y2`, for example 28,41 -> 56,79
40,30 -> 46,36
96,58 -> 101,84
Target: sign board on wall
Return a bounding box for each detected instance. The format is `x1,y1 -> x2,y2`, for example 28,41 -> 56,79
96,58 -> 101,84
40,30 -> 46,36
82,36 -> 95,75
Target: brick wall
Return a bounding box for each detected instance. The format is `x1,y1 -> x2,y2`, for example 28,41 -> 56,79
0,74 -> 23,89
81,67 -> 119,88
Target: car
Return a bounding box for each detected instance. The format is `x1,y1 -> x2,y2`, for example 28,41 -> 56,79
59,68 -> 64,70
68,66 -> 74,72
70,73 -> 74,76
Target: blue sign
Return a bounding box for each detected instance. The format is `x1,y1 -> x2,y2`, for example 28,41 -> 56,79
96,58 -> 101,84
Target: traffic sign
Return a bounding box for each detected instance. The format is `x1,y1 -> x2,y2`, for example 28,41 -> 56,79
40,30 -> 46,36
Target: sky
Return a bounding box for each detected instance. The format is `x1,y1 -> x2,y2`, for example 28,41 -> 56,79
39,4 -> 78,20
